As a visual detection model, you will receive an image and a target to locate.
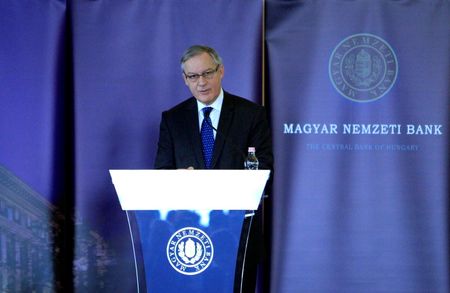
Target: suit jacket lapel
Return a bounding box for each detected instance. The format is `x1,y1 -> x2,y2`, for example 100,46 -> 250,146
184,98 -> 204,168
211,92 -> 234,169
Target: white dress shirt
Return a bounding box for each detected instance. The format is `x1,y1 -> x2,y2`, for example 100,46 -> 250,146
197,88 -> 224,139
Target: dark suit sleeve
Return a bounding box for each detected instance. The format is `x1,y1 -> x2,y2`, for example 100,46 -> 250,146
248,106 -> 273,171
154,111 -> 175,169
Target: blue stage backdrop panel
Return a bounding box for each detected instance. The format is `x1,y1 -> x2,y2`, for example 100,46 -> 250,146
71,0 -> 262,291
266,1 -> 449,292
0,1 -> 68,291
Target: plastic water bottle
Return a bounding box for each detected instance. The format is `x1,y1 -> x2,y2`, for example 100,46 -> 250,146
244,147 -> 259,170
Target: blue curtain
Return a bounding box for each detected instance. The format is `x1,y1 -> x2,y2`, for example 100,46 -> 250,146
267,1 -> 449,292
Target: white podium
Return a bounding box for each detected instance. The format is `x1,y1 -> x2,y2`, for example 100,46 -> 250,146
110,169 -> 270,293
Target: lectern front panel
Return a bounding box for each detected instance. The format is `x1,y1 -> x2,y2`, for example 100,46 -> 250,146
130,209 -> 246,293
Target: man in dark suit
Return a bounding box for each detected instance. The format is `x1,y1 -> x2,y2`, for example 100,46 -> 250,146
154,45 -> 273,171
154,45 -> 273,292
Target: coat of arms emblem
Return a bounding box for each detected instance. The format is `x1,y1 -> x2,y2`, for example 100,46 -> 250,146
329,33 -> 398,102
167,227 -> 214,275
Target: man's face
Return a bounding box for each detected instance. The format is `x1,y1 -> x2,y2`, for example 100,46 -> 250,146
183,52 -> 224,105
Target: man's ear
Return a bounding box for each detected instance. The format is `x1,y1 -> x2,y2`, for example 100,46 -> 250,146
218,65 -> 224,79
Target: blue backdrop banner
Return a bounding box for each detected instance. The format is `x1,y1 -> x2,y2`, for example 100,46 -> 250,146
0,1 -> 68,291
71,0 -> 261,291
267,1 -> 449,292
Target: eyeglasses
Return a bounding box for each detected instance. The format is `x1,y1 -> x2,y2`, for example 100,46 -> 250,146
184,65 -> 220,82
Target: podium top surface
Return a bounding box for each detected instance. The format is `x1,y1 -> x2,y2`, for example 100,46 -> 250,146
109,169 -> 270,210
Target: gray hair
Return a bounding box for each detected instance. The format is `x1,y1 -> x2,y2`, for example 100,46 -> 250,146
180,45 -> 223,72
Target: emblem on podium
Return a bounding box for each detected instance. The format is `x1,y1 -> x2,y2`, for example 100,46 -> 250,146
167,227 -> 214,275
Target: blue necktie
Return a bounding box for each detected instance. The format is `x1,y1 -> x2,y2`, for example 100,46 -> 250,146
201,107 -> 215,169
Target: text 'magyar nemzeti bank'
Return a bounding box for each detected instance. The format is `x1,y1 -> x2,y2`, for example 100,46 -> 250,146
283,123 -> 443,136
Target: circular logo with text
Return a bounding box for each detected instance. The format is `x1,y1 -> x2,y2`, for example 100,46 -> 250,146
166,227 -> 214,275
329,33 -> 398,102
